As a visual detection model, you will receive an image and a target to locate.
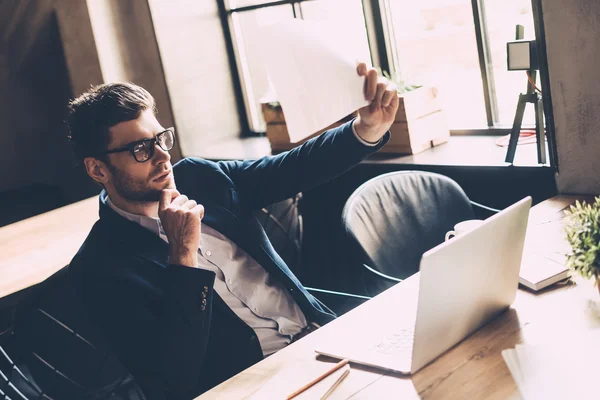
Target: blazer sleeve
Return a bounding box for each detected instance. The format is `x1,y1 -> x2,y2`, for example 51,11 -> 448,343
216,120 -> 390,210
79,259 -> 216,400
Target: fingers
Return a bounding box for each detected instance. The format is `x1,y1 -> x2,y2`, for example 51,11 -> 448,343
373,79 -> 387,109
160,191 -> 203,219
365,69 -> 378,101
171,194 -> 189,208
183,199 -> 197,210
192,204 -> 205,219
389,89 -> 400,110
358,65 -> 398,110
356,62 -> 368,77
382,83 -> 397,107
159,189 -> 180,212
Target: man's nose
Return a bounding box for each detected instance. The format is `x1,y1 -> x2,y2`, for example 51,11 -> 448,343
154,143 -> 171,163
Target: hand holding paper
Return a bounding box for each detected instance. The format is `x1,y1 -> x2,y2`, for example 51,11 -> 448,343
354,63 -> 399,143
260,19 -> 397,144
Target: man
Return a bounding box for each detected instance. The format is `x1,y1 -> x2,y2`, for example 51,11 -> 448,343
67,63 -> 398,399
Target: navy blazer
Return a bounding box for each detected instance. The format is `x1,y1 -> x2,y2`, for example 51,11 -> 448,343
68,121 -> 389,399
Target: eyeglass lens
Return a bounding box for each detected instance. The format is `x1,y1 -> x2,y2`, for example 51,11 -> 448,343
133,130 -> 175,162
157,130 -> 174,151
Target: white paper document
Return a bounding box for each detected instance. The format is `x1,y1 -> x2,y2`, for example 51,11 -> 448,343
259,19 -> 370,142
502,330 -> 600,400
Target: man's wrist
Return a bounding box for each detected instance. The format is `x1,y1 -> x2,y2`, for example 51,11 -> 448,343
352,118 -> 383,145
169,247 -> 198,268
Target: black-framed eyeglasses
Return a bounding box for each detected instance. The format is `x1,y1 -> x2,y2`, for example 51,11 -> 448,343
100,128 -> 175,163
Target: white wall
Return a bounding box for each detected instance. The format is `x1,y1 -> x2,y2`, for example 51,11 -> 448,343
543,0 -> 600,194
148,0 -> 241,155
85,0 -> 182,161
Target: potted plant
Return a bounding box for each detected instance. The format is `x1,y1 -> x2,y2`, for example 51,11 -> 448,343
564,197 -> 600,294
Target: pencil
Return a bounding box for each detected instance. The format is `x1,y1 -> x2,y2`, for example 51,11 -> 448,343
286,359 -> 350,400
321,364 -> 350,400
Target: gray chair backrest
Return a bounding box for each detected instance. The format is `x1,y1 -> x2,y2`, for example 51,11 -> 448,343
256,194 -> 303,276
342,171 -> 475,296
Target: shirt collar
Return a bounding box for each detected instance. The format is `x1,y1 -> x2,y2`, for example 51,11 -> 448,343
106,196 -> 168,241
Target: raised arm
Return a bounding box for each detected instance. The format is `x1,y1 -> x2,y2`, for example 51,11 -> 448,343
217,64 -> 399,210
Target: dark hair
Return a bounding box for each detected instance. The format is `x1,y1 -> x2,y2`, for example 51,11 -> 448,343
67,82 -> 156,164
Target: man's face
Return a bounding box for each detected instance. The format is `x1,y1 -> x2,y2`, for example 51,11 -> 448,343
103,109 -> 175,203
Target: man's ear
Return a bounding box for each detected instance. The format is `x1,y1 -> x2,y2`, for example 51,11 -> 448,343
83,157 -> 110,185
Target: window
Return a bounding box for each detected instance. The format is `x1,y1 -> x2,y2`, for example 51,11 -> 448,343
220,0 -> 538,134
384,0 -> 537,129
385,0 -> 488,128
480,0 -> 536,126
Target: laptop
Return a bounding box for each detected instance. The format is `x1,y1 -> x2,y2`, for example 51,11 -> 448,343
314,197 -> 532,374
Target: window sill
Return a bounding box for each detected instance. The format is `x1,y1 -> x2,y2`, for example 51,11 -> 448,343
197,135 -> 552,169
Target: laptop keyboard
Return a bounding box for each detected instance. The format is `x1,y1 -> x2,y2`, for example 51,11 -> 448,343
369,328 -> 415,356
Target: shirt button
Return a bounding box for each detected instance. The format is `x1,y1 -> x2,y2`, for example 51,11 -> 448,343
254,307 -> 259,313
227,278 -> 232,285
206,250 -> 212,257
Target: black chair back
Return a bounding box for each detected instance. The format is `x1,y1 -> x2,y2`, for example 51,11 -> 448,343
341,171 -> 475,296
1,267 -> 145,399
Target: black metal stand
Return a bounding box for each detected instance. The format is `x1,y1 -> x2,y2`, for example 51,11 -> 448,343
505,69 -> 546,164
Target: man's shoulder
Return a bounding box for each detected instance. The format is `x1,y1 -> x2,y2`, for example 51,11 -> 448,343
173,157 -> 219,174
70,221 -> 162,283
71,220 -> 121,267
72,220 -> 138,267
172,157 -> 236,194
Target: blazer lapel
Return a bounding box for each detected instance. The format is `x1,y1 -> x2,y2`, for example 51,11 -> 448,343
200,199 -> 241,245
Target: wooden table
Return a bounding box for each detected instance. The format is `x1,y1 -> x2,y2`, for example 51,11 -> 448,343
196,195 -> 600,400
0,196 -> 98,299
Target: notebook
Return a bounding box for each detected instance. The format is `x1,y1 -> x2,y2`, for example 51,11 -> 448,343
518,205 -> 571,291
519,251 -> 569,291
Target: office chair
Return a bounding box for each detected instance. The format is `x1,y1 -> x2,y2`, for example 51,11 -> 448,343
0,267 -> 145,400
341,171 -> 500,297
256,194 -> 305,276
257,195 -> 370,316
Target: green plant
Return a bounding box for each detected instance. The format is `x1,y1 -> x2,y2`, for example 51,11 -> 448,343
565,197 -> 600,283
380,69 -> 421,94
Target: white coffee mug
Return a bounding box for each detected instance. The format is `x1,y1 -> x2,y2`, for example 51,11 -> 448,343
445,219 -> 484,241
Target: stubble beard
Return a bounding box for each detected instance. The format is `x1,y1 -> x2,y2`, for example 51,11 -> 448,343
109,164 -> 175,204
